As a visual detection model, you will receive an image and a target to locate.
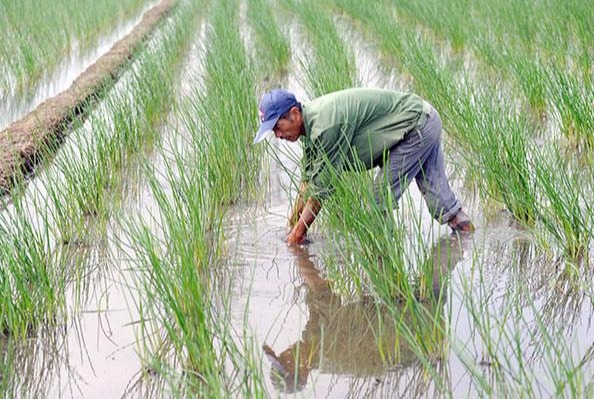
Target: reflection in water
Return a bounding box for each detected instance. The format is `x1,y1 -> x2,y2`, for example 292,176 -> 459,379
0,324 -> 73,397
0,231 -> 141,397
485,236 -> 591,366
263,233 -> 469,394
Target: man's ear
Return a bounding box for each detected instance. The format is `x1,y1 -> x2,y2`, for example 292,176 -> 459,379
290,106 -> 301,121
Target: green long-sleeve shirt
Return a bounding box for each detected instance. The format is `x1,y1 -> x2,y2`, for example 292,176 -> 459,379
301,88 -> 431,199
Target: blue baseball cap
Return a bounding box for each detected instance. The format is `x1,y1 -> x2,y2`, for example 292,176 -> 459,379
254,89 -> 299,144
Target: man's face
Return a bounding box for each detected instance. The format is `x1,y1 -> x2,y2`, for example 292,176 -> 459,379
273,107 -> 303,142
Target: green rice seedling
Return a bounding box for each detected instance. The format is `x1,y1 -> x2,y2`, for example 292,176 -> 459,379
399,35 -> 466,130
246,0 -> 291,79
354,0 -> 551,123
42,173 -> 88,247
473,99 -> 537,227
0,192 -> 64,339
533,148 -> 593,263
0,0 -> 253,394
189,93 -> 258,205
51,120 -> 118,220
546,68 -> 594,149
503,53 -> 549,116
283,0 -> 358,97
533,322 -> 593,397
317,162 -> 420,302
388,299 -> 450,391
0,124 -> 87,247
189,0 -> 261,205
331,0 -> 408,79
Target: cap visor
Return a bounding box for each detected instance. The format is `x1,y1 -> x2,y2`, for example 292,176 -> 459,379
254,118 -> 278,144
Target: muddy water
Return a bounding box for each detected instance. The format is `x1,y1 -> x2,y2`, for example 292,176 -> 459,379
57,236 -> 143,398
225,136 -> 594,397
0,1 -> 158,132
0,211 -> 146,398
224,201 -> 468,397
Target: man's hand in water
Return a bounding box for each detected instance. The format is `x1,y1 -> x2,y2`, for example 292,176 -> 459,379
286,198 -> 321,245
287,227 -> 306,245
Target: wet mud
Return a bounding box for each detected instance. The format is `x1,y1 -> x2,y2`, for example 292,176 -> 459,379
0,0 -> 176,194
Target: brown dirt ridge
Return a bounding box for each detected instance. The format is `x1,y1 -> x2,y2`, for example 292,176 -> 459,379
0,0 -> 177,194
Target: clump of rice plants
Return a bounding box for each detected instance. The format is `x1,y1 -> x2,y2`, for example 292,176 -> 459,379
458,88 -> 538,226
303,152 -> 442,302
283,0 -> 358,97
0,193 -> 64,339
546,69 -> 594,149
533,148 -> 593,264
316,167 -> 465,389
246,0 -> 291,80
191,0 -> 261,204
126,153 -> 223,389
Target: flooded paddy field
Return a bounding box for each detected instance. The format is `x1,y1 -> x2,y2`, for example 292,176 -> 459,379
0,1 -> 161,132
0,0 -> 154,131
1,0 -> 593,397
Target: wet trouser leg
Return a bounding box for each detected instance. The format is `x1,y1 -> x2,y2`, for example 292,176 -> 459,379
377,106 -> 461,223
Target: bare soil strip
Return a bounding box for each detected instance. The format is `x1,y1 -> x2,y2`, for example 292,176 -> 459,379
0,0 -> 177,193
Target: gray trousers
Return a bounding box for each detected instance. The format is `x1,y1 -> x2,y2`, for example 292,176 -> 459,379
375,106 -> 461,223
